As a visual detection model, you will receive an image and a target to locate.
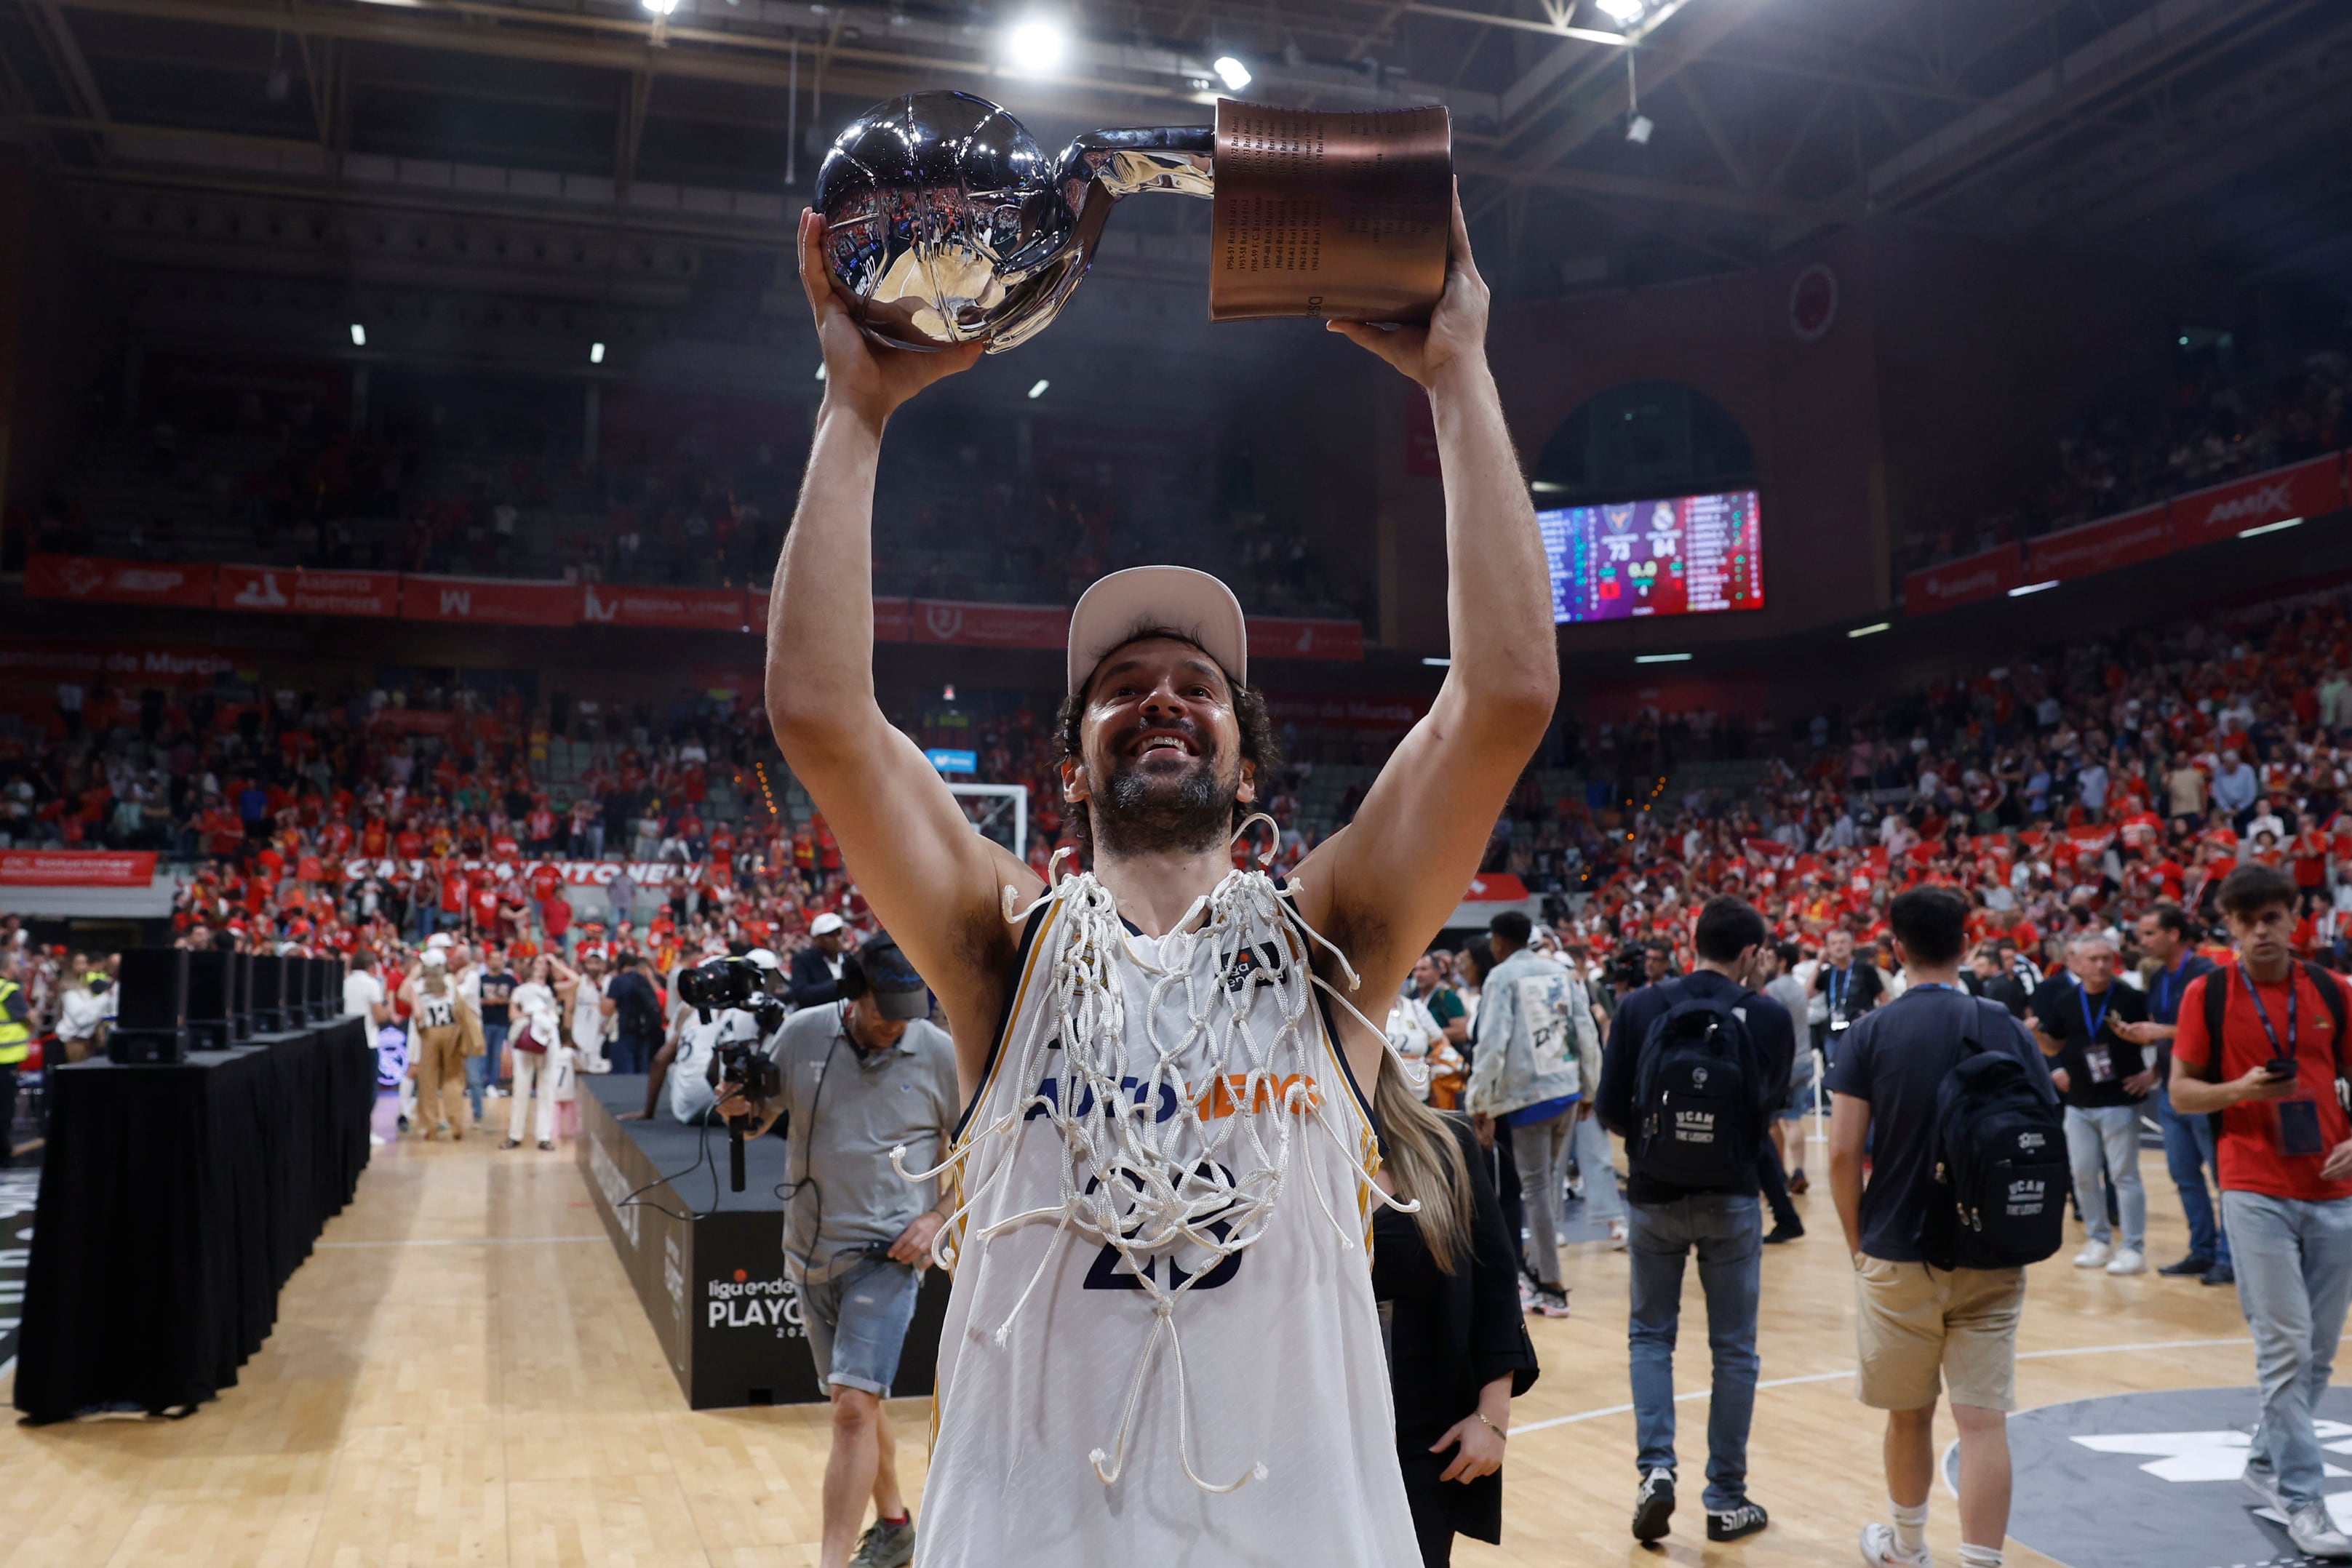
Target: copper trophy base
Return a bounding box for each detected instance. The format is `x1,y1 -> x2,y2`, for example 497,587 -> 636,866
1207,100 -> 1452,325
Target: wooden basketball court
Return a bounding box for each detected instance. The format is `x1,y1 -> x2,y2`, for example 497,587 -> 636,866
0,1118 -> 2260,1567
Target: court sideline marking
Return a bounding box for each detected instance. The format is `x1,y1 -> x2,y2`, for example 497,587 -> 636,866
1512,1337 -> 2254,1436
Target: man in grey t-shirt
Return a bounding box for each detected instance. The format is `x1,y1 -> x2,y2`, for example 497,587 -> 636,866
722,935 -> 954,1568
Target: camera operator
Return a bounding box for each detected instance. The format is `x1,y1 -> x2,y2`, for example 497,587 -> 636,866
719,935 -> 957,1568
624,948 -> 786,1127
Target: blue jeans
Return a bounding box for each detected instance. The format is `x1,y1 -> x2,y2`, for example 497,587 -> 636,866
1576,1111 -> 1625,1228
2220,1190 -> 2352,1508
2155,1087 -> 2230,1265
610,1032 -> 653,1076
466,1022 -> 509,1121
2064,1103 -> 2146,1251
798,1254 -> 922,1396
1627,1193 -> 1763,1509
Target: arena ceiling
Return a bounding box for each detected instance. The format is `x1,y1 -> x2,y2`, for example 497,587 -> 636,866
3,0 -> 2347,351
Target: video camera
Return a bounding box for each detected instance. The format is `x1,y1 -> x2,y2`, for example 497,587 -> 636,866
678,955 -> 789,1191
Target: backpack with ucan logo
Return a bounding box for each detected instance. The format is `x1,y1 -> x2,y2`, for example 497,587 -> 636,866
1927,997 -> 2068,1271
1630,980 -> 1764,1188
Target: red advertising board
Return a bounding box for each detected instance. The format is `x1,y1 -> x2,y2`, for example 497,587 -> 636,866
906,599 -> 1069,649
0,641 -> 258,687
2025,505 -> 2172,583
1246,616 -> 1367,662
2171,454 -> 2348,549
399,575 -> 580,627
0,849 -> 159,887
1903,544 -> 2024,618
1264,692 -> 1429,734
578,583 -> 749,631
742,594 -> 911,641
26,554 -> 218,609
217,564 -> 401,617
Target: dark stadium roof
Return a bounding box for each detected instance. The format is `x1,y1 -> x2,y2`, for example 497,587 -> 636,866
4,0 -> 2345,329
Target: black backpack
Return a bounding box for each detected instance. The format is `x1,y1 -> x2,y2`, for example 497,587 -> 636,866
1630,980 -> 1765,1189
1926,998 -> 2069,1271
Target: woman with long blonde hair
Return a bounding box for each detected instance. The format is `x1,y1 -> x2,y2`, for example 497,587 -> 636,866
1371,1048 -> 1541,1566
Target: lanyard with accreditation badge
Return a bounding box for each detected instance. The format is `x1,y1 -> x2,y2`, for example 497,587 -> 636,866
2077,980 -> 2118,1084
2241,967 -> 2327,1157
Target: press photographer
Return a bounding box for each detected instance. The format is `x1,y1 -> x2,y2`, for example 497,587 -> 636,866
718,933 -> 957,1568
622,947 -> 789,1130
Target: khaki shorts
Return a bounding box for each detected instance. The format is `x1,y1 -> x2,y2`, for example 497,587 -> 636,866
1853,1256 -> 2025,1412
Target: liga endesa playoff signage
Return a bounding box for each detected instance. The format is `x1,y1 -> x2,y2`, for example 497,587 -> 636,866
2024,504 -> 2172,583
1902,543 -> 2025,618
217,565 -> 400,617
26,553 -> 218,609
0,849 -> 159,887
2169,452 -> 2348,549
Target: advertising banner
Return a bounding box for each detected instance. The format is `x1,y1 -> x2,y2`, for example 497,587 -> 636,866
579,583 -> 749,631
1902,544 -> 2024,618
2025,505 -> 2172,583
26,554 -> 218,609
399,575 -> 580,627
906,599 -> 1069,649
2170,454 -> 2347,549
217,565 -> 401,617
0,849 -> 159,887
1245,616 -> 1367,662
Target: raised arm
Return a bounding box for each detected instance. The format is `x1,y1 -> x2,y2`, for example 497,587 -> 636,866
1300,189 -> 1560,1006
765,209 -> 1037,1052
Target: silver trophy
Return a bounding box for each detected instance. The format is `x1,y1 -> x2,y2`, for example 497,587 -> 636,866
815,90 -> 1451,353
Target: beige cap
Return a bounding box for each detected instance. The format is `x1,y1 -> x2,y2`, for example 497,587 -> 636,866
1066,566 -> 1248,695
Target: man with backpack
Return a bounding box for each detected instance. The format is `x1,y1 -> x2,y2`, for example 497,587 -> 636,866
1827,887 -> 2062,1568
1598,896 -> 1793,1546
2170,864 -> 2352,1562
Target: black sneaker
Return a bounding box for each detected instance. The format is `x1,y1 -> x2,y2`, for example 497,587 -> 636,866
2202,1261 -> 2236,1287
1707,1500 -> 1769,1541
1764,1218 -> 1805,1244
1632,1468 -> 1675,1542
2158,1253 -> 2215,1277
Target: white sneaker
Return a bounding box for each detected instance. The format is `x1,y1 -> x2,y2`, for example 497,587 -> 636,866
2072,1239 -> 2113,1268
1859,1522 -> 1929,1567
1608,1220 -> 1629,1251
2105,1247 -> 2147,1276
2243,1465 -> 2287,1516
2289,1501 -> 2352,1560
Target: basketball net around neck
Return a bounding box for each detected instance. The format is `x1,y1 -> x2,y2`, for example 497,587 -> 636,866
892,819 -> 1427,1496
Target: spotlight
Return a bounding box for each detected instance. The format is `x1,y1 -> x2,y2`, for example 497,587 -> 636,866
1005,17 -> 1067,73
2006,580 -> 2060,598
1635,652 -> 1691,664
1213,55 -> 1251,91
1593,0 -> 1644,20
1847,621 -> 1891,639
1422,656 -> 1452,668
349,323 -> 367,347
2240,516 -> 2303,539
1027,378 -> 1050,399
589,342 -> 605,364
1625,113 -> 1654,145
642,0 -> 680,14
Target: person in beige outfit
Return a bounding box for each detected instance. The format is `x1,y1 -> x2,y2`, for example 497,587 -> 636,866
405,949 -> 479,1140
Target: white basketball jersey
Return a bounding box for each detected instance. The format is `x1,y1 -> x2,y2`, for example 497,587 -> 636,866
917,874 -> 1419,1568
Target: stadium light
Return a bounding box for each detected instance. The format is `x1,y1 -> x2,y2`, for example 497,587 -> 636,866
1635,652 -> 1691,664
1422,656 -> 1451,668
2007,580 -> 2060,598
589,342 -> 605,364
1213,55 -> 1251,91
1594,0 -> 1645,20
642,0 -> 680,15
348,323 -> 366,347
1027,378 -> 1050,399
1531,481 -> 1566,494
1848,621 -> 1891,639
1625,114 -> 1654,145
1005,17 -> 1067,73
2240,516 -> 2303,539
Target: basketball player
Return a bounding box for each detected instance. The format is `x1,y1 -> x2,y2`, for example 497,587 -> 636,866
768,190 -> 1557,1566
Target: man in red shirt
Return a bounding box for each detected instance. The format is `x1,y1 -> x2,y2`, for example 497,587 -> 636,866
2172,863 -> 2352,1561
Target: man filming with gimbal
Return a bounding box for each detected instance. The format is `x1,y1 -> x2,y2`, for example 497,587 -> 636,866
717,933 -> 957,1568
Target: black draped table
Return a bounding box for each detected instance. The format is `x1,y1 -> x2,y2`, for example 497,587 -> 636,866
12,1020 -> 378,1423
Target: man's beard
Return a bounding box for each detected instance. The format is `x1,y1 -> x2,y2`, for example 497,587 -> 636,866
1088,729 -> 1235,858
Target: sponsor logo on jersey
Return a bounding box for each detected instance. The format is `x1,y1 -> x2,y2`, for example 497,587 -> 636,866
1221,940 -> 1288,992
1024,1069 -> 1323,1123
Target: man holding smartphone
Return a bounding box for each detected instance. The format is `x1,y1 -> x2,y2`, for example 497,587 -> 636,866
2171,863 -> 2352,1562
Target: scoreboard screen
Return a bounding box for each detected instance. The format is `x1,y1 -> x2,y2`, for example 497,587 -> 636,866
1539,489 -> 1765,625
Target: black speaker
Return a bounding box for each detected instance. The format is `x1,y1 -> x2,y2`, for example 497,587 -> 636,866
185,950 -> 233,1051
227,951 -> 255,1042
110,948 -> 191,1064
249,953 -> 287,1033
314,956 -> 347,1023
305,956 -> 336,1024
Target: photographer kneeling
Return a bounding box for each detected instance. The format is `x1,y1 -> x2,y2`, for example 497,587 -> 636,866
719,935 -> 957,1568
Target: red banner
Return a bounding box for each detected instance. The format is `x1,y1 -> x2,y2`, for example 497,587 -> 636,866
0,641 -> 258,687
579,583 -> 748,631
0,849 -> 158,887
1903,544 -> 2023,618
1246,616 -> 1367,663
1264,692 -> 1429,734
399,575 -> 579,627
2025,505 -> 2172,583
217,565 -> 401,617
1460,872 -> 1531,902
874,598 -> 912,642
26,554 -> 218,609
2171,454 -> 2347,549
906,599 -> 1070,649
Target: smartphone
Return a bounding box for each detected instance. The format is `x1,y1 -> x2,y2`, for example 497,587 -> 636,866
2266,1057 -> 2299,1081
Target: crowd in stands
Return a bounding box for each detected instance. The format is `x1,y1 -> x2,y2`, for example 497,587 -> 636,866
1900,349 -> 2350,575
